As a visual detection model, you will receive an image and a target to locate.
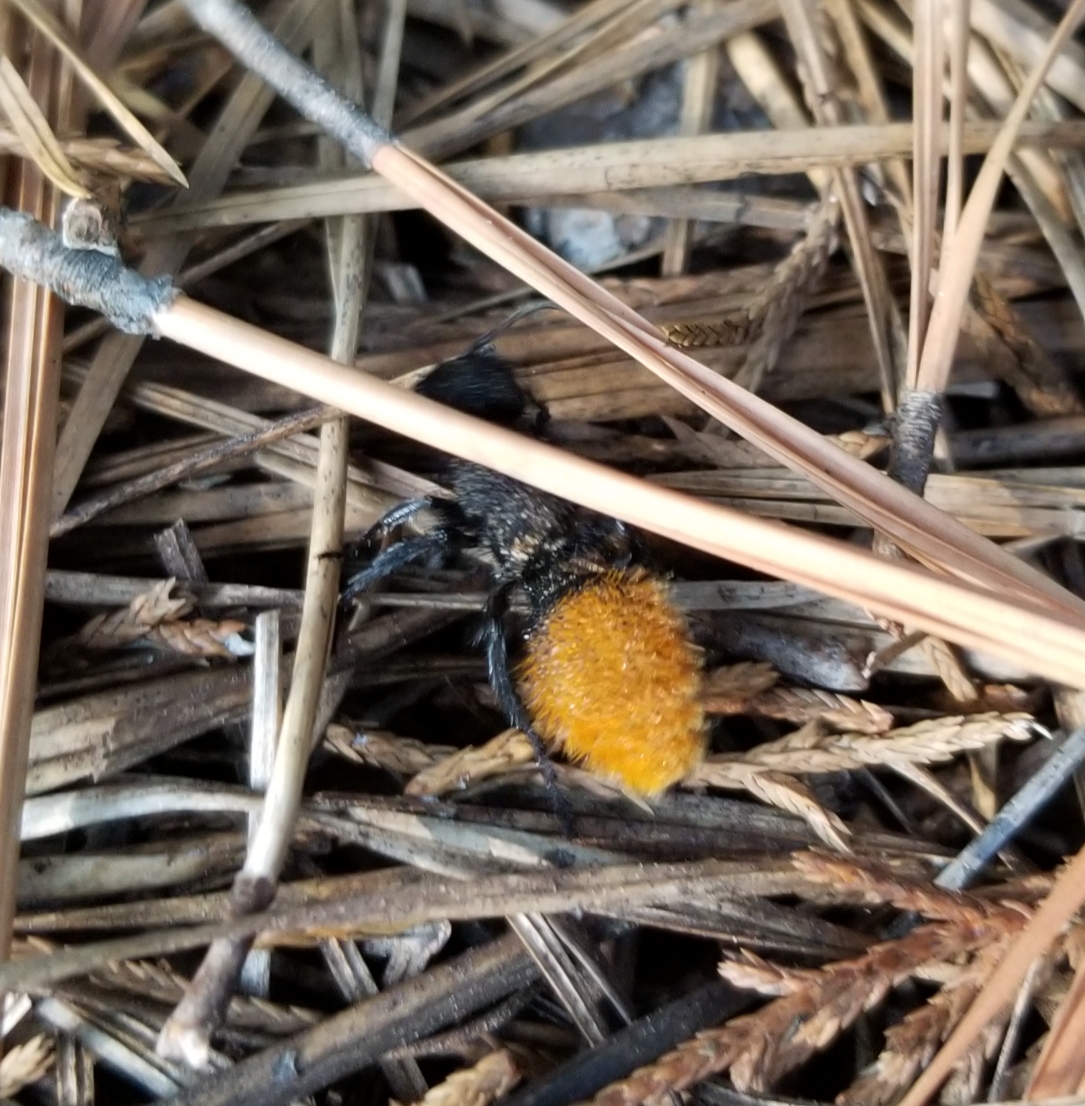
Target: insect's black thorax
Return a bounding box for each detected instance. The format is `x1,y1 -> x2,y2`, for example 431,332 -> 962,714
444,461 -> 638,614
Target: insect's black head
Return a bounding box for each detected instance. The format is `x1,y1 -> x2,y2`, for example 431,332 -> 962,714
417,342 -> 531,427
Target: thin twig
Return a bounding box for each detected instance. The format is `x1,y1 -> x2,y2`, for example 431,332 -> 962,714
52,405 -> 334,536
936,725 -> 1085,890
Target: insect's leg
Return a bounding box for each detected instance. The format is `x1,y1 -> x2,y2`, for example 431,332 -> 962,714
368,496 -> 434,537
330,496 -> 429,569
340,530 -> 451,605
481,582 -> 546,752
482,582 -> 574,835
326,497 -> 437,566
340,495 -> 455,605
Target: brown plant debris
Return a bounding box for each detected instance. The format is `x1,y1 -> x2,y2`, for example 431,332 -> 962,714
737,195 -> 841,391
837,938 -> 1016,1106
703,677 -> 894,734
790,851 -> 1037,925
700,661 -> 781,701
970,271 -> 1085,418
398,1049 -> 521,1106
406,728 -> 536,797
0,1033 -> 54,1097
661,314 -> 752,349
87,955 -> 321,1034
695,712 -> 1034,781
693,714 -> 1032,845
71,577 -> 250,658
583,915 -> 1021,1106
0,129 -> 180,184
78,576 -> 192,645
710,762 -> 852,851
579,858 -> 1040,1106
661,194 -> 838,389
324,723 -> 457,778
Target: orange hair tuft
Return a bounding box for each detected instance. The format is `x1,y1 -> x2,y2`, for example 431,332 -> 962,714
517,569 -> 705,795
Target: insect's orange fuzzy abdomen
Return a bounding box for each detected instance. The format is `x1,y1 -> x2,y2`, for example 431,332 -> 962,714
517,569 -> 705,795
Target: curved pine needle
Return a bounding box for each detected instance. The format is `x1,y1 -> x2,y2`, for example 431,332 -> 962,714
3,0 -> 187,188
374,144 -> 1084,618
0,53 -> 88,197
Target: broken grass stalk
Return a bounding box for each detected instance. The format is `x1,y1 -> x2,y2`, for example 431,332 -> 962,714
156,171 -> 363,1078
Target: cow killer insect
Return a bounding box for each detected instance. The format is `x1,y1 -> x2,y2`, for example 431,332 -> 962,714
342,344 -> 705,798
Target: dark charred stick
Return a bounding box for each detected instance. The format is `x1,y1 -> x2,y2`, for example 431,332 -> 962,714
886,389 -> 943,497
497,982 -> 752,1106
166,933 -> 535,1106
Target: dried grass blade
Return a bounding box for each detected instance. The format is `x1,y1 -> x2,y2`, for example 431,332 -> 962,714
2,0 -> 187,187
823,0 -> 911,206
0,0 -> 69,1017
510,914 -> 609,1044
372,144 -> 1084,617
0,860 -> 778,992
944,0 -> 971,236
50,0 -> 323,517
158,13 -> 368,1064
151,295 -> 1085,688
0,131 -> 178,183
970,0 -> 1085,112
403,0 -> 776,161
914,0 -> 1085,394
133,119 -> 1085,235
0,53 -> 87,198
394,0 -> 636,127
412,0 -> 673,149
906,0 -> 942,389
778,0 -> 901,407
81,0 -> 145,72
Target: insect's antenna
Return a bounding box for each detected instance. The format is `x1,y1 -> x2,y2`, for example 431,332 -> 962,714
471,300 -> 563,350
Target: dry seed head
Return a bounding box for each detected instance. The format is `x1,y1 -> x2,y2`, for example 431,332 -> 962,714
518,568 -> 705,794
